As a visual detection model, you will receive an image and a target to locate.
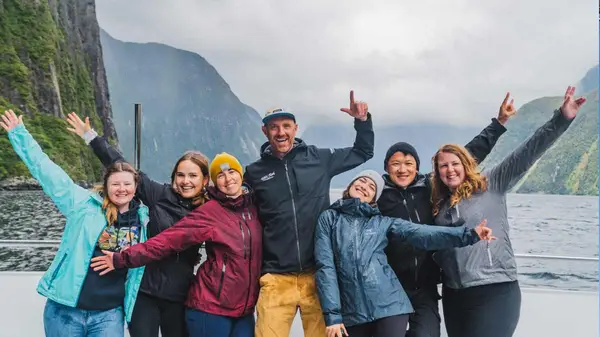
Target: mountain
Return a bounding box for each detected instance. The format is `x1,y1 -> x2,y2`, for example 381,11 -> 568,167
301,121 -> 492,188
480,67 -> 599,196
100,29 -> 265,182
576,64 -> 599,95
0,0 -> 116,182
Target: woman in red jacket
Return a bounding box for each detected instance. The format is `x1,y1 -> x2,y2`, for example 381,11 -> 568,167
91,152 -> 262,337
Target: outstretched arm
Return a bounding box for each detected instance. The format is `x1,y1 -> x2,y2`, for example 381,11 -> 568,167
66,112 -> 164,207
387,217 -> 492,250
487,87 -> 585,193
314,211 -> 344,328
2,110 -> 90,216
90,206 -> 215,274
318,90 -> 375,177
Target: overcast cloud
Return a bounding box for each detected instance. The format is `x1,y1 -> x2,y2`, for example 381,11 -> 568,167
96,0 -> 598,128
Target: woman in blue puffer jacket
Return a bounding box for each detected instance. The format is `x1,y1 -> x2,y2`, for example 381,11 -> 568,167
1,110 -> 149,337
314,170 -> 494,337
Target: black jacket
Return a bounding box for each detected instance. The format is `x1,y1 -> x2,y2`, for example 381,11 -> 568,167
377,118 -> 506,290
89,136 -> 201,302
244,115 -> 374,274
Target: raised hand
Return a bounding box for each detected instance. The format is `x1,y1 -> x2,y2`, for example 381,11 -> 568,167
65,112 -> 91,138
498,92 -> 517,125
560,86 -> 586,120
340,90 -> 368,121
0,110 -> 23,132
90,250 -> 116,276
474,219 -> 496,243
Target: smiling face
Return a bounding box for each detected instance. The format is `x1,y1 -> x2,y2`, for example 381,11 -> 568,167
436,151 -> 466,190
216,169 -> 243,198
173,159 -> 209,199
386,152 -> 418,188
262,117 -> 298,158
106,171 -> 136,209
348,176 -> 377,203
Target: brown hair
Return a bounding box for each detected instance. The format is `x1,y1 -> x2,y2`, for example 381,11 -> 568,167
342,179 -> 378,208
93,162 -> 139,224
170,151 -> 210,206
430,144 -> 488,216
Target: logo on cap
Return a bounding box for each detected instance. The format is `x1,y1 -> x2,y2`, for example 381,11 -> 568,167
220,163 -> 231,172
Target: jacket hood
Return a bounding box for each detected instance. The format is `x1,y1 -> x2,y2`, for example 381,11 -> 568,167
207,184 -> 254,210
260,138 -> 307,158
382,172 -> 428,191
329,197 -> 381,217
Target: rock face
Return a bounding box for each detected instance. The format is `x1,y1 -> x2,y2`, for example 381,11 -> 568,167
100,29 -> 265,182
0,0 -> 117,184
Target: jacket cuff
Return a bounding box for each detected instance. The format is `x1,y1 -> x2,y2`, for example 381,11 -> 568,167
7,123 -> 26,136
554,108 -> 575,127
325,313 -> 344,327
113,252 -> 126,269
469,228 -> 482,244
83,129 -> 98,145
490,118 -> 507,132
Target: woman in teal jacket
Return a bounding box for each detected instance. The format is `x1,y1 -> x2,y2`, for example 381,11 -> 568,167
1,110 -> 149,337
314,170 -> 494,337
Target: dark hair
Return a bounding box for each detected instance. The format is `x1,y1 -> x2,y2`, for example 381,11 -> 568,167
94,162 -> 139,224
170,151 -> 210,205
342,179 -> 378,208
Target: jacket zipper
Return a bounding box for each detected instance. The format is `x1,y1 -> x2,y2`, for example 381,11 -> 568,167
242,212 -> 252,314
411,194 -> 421,222
354,219 -> 371,318
284,162 -> 303,270
217,254 -> 227,299
239,219 -> 247,259
403,196 -> 419,286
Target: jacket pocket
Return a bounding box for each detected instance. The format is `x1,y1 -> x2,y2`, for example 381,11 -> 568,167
217,254 -> 227,299
48,251 -> 68,289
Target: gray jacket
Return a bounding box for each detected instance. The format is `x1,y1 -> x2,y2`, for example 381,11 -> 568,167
432,110 -> 573,289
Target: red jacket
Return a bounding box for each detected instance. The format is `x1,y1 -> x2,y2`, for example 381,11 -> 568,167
113,186 -> 262,317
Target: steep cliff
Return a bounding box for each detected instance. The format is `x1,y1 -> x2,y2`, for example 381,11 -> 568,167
0,0 -> 116,182
100,29 -> 264,182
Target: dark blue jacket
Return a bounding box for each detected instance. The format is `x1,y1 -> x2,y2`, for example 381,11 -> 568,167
314,198 -> 481,327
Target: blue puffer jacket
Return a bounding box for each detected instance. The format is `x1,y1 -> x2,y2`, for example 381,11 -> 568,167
314,198 -> 481,327
7,124 -> 148,323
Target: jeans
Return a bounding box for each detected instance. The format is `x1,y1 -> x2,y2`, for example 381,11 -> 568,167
43,299 -> 124,337
185,309 -> 254,337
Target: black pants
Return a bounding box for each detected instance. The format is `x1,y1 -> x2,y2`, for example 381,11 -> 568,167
346,315 -> 410,337
128,291 -> 188,337
405,286 -> 441,337
442,280 -> 521,337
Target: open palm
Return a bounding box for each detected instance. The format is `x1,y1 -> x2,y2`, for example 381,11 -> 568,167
0,110 -> 23,132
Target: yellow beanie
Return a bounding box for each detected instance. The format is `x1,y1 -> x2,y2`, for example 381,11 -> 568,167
209,152 -> 244,185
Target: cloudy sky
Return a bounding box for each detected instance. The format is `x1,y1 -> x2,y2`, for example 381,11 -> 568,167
96,0 -> 597,128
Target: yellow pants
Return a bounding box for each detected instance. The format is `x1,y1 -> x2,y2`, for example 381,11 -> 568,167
255,271 -> 326,337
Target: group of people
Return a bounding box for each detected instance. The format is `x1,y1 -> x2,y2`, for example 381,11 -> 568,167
0,86 -> 586,337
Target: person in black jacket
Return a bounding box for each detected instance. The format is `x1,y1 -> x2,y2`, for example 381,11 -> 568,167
377,95 -> 516,337
66,112 -> 209,337
244,90 -> 374,337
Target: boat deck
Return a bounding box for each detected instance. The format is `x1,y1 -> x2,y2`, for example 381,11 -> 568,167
1,272 -> 596,337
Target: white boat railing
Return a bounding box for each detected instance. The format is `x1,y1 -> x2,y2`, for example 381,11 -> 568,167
0,239 -> 597,262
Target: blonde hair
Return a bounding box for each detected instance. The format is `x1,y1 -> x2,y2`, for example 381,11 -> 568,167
170,151 -> 210,206
430,144 -> 487,216
93,162 -> 139,224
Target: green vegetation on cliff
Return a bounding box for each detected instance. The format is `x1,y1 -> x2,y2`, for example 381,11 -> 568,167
0,0 -> 109,182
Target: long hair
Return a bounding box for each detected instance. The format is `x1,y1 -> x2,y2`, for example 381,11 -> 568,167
93,162 -> 139,224
430,144 -> 488,216
342,179 -> 378,208
170,151 -> 210,206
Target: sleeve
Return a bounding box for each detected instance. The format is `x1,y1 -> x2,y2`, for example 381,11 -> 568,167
387,216 -> 481,250
88,131 -> 165,207
314,211 -> 344,326
317,113 -> 375,177
464,118 -> 507,163
7,124 -> 90,216
486,109 -> 573,193
113,206 -> 215,269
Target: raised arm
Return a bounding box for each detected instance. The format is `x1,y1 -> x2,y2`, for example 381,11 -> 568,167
66,112 -> 164,206
314,210 -> 344,328
486,87 -> 585,193
2,111 -> 90,216
387,216 -> 488,251
318,90 -> 374,176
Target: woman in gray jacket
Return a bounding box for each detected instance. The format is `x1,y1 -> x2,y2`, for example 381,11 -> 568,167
429,86 -> 587,337
314,170 -> 494,337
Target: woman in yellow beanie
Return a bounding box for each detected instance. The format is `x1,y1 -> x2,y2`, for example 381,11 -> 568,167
91,152 -> 263,337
